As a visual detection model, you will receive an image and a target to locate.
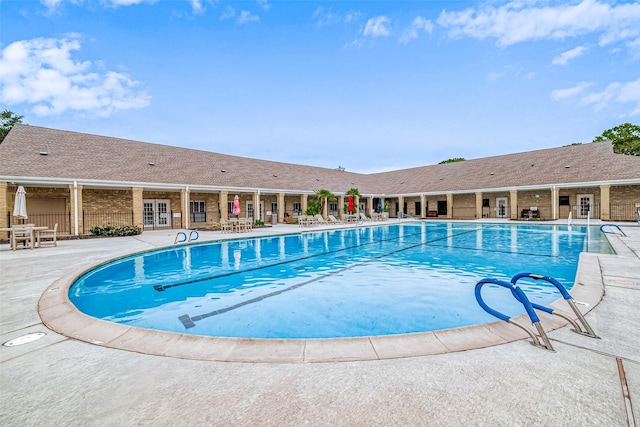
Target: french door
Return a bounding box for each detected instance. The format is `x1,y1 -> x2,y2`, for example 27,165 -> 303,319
496,197 -> 508,218
576,194 -> 593,219
143,199 -> 170,228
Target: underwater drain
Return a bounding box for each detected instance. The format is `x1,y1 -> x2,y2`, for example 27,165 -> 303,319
3,332 -> 47,347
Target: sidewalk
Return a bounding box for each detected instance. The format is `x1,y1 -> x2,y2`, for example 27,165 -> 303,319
1,222 -> 638,426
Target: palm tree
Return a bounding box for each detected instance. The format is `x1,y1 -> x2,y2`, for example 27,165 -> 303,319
314,189 -> 336,216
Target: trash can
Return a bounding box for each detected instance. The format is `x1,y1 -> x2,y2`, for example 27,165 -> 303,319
272,214 -> 278,225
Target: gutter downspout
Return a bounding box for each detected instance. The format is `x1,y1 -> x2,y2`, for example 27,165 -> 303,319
73,180 -> 79,236
185,186 -> 190,230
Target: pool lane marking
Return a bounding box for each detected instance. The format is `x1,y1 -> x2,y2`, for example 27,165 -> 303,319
177,227 -> 481,329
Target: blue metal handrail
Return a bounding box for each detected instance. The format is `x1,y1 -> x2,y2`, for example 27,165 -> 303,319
174,230 -> 200,244
599,223 -> 626,236
511,273 -> 598,338
475,278 -> 554,350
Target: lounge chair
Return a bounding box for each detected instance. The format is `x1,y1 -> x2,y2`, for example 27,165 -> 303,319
37,223 -> 58,247
314,214 -> 329,225
327,215 -> 342,224
359,212 -> 372,222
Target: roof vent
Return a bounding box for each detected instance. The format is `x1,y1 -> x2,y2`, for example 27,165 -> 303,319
565,165 -> 571,168
148,162 -> 155,166
221,169 -> 226,172
39,151 -> 48,156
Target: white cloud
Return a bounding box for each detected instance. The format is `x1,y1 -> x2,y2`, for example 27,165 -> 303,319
437,0 -> 640,48
581,78 -> 640,115
188,0 -> 205,15
0,36 -> 150,117
237,10 -> 259,25
552,46 -> 588,65
552,78 -> 640,115
551,82 -> 593,100
108,0 -> 154,6
399,16 -> 434,44
363,16 -> 392,38
312,7 -> 360,27
257,0 -> 270,12
220,5 -> 235,21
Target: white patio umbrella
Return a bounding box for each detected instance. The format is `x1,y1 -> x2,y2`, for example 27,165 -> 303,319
13,186 -> 28,221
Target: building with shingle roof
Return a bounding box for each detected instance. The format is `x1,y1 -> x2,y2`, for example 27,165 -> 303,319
1,124 -> 639,234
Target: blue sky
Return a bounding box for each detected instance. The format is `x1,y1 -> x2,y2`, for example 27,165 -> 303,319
1,0 -> 639,173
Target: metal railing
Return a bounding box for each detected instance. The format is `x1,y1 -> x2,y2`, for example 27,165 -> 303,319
6,211 -> 72,235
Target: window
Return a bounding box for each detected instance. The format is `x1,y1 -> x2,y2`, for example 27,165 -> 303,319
190,201 -> 206,222
482,198 -> 490,207
227,201 -> 234,215
559,196 -> 570,206
293,202 -> 301,214
271,202 -> 278,214
415,202 -> 421,216
437,200 -> 447,215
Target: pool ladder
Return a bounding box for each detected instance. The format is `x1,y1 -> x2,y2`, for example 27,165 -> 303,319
475,273 -> 599,352
174,230 -> 199,244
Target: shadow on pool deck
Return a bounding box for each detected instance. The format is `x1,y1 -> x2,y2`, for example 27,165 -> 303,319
1,220 -> 639,426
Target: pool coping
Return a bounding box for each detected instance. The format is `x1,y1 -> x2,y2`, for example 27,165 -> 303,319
37,248 -> 606,363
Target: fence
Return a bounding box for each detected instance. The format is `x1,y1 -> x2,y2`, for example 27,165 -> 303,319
6,211 -> 72,235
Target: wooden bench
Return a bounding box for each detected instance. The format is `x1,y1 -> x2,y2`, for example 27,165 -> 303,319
427,210 -> 438,217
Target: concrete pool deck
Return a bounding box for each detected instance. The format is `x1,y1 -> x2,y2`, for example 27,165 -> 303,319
1,220 -> 638,426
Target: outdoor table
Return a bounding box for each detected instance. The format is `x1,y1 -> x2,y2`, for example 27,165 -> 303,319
0,226 -> 49,249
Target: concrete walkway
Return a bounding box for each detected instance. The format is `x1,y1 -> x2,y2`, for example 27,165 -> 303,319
1,221 -> 638,426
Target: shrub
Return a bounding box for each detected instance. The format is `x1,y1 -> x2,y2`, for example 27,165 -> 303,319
90,225 -> 142,237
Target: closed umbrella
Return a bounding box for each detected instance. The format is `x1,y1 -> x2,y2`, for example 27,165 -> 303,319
13,186 -> 28,221
232,195 -> 241,217
377,198 -> 383,213
348,195 -> 354,213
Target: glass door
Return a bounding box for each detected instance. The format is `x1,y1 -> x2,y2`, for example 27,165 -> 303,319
576,194 -> 593,219
143,199 -> 171,228
496,197 -> 508,218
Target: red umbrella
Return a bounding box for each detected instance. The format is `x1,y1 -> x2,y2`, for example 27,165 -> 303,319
232,195 -> 240,217
348,194 -> 354,213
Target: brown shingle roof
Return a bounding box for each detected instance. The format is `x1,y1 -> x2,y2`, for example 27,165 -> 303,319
1,124 -> 639,194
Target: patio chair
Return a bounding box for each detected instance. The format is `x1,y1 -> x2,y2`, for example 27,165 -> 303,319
11,225 -> 35,250
359,212 -> 372,222
220,219 -> 233,233
37,223 -> 58,247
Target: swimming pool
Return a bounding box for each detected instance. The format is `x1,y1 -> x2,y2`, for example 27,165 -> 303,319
69,222 -> 613,339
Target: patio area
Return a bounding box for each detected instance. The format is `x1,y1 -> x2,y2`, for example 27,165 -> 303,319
1,220 -> 638,426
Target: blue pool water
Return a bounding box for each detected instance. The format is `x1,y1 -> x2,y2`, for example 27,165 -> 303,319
69,222 -> 613,338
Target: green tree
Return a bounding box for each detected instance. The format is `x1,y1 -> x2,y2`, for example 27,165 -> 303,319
0,110 -> 24,143
304,200 -> 322,216
593,123 -> 640,156
314,189 -> 335,216
345,187 -> 361,197
438,157 -> 465,164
